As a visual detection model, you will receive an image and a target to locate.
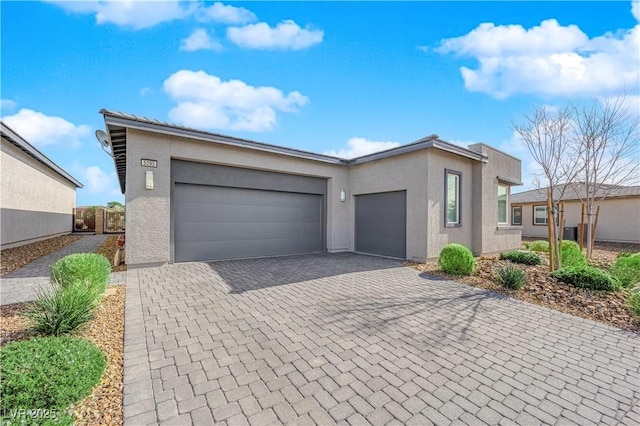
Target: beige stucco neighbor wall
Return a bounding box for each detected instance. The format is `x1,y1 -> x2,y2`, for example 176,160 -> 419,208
1,137 -> 76,248
516,197 -> 640,243
124,129 -> 349,266
469,144 -> 522,256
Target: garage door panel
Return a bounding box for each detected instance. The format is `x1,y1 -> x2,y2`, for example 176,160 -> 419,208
174,183 -> 323,262
355,191 -> 406,258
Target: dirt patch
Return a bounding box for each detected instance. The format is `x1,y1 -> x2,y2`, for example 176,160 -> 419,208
408,245 -> 640,334
0,234 -> 82,276
0,286 -> 125,425
96,235 -> 127,273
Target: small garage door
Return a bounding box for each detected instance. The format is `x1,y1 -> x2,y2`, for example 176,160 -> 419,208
355,191 -> 406,258
175,183 -> 323,262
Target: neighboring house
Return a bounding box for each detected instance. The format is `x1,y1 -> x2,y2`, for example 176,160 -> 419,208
1,122 -> 83,249
100,109 -> 522,267
511,183 -> 640,243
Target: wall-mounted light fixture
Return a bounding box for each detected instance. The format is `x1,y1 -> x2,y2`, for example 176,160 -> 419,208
145,171 -> 154,190
340,189 -> 346,202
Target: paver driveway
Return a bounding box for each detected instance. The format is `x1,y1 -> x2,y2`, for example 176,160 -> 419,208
123,254 -> 639,426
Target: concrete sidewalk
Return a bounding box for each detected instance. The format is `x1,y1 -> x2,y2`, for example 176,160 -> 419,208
0,234 -> 125,305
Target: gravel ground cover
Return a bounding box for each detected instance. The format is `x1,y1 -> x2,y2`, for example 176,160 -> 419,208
0,235 -> 82,276
96,235 -> 127,272
408,240 -> 640,333
0,286 -> 125,425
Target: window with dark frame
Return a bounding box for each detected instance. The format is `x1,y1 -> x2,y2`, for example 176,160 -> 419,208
534,205 -> 548,225
445,169 -> 461,227
512,206 -> 522,225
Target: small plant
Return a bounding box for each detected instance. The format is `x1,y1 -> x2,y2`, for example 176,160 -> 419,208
628,288 -> 640,316
552,266 -> 622,291
499,250 -> 541,265
610,253 -> 640,288
51,253 -> 111,294
560,241 -> 586,268
496,265 -> 527,290
438,243 -> 475,275
0,336 -> 105,412
26,279 -> 101,336
528,240 -> 549,252
617,252 -> 633,258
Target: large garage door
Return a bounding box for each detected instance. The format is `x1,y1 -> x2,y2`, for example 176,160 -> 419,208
175,183 -> 323,262
355,191 -> 406,258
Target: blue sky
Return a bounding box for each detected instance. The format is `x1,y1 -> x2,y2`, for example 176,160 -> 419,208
2,1 -> 638,206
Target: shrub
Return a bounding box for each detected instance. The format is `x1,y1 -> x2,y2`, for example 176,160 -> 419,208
560,241 -> 586,268
610,253 -> 640,288
628,288 -> 640,316
499,250 -> 541,266
0,337 -> 105,412
617,252 -> 633,258
552,266 -> 622,291
51,253 -> 111,294
438,244 -> 475,275
528,240 -> 549,252
496,265 -> 527,290
25,279 -> 101,336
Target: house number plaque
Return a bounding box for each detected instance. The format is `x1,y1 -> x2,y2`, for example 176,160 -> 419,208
141,159 -> 157,168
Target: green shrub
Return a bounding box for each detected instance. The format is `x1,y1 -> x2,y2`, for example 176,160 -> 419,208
0,337 -> 105,412
610,253 -> 640,288
51,253 -> 111,294
499,250 -> 541,265
617,252 -> 633,258
25,279 -> 101,336
528,240 -> 549,252
438,244 -> 475,275
552,266 -> 622,291
628,288 -> 640,316
560,242 -> 586,268
496,265 -> 527,290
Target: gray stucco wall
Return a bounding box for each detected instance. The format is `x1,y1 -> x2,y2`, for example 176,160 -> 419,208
469,144 -> 522,255
516,198 -> 640,243
1,138 -> 76,248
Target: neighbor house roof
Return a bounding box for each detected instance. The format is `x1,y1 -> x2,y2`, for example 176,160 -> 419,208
511,183 -> 640,204
100,109 -> 489,193
1,121 -> 83,188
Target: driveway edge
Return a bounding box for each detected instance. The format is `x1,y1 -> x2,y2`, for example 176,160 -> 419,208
123,269 -> 157,425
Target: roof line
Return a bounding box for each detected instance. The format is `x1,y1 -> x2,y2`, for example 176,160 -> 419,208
1,121 -> 83,188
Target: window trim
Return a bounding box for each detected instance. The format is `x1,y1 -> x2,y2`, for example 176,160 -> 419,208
444,169 -> 462,228
512,205 -> 522,226
533,205 -> 548,226
497,183 -> 509,225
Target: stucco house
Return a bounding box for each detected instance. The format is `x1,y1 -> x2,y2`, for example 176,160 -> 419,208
1,122 -> 83,248
99,109 -> 522,268
511,184 -> 640,244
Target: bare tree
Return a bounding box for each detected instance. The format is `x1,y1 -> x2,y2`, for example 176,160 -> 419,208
513,106 -> 583,270
571,95 -> 640,259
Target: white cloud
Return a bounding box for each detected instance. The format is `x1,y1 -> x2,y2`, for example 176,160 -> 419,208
140,87 -> 153,96
163,70 -> 308,131
47,0 -> 194,30
180,28 -> 223,52
324,137 -> 400,159
633,0 -> 640,22
1,99 -> 16,113
437,14 -> 640,98
2,109 -> 90,147
82,165 -> 121,195
196,2 -> 256,25
227,20 -> 323,50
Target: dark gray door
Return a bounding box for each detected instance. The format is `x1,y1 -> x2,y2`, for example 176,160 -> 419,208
355,191 -> 406,258
175,183 -> 323,262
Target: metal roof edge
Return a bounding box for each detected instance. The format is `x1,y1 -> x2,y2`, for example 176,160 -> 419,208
0,121 -> 84,188
101,110 -> 348,166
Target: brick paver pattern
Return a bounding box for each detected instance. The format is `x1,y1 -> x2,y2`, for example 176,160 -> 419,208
123,254 -> 639,425
0,235 -> 124,305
